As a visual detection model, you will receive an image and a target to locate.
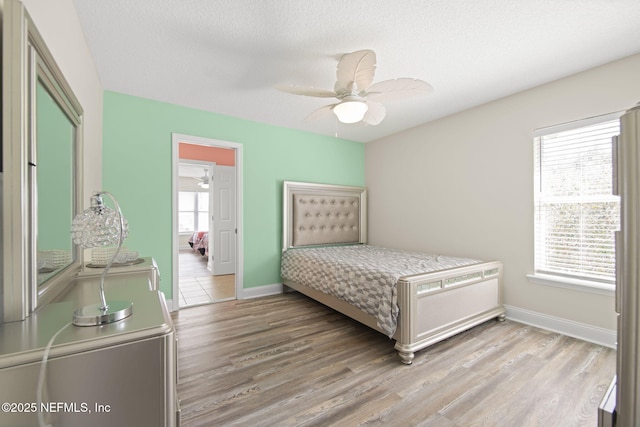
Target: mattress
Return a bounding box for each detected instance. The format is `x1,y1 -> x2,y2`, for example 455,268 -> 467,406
281,245 -> 481,336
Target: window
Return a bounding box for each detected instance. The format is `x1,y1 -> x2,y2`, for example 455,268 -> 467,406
533,114 -> 620,288
178,191 -> 209,233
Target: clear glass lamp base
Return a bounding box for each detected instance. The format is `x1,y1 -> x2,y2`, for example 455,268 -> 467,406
73,301 -> 133,326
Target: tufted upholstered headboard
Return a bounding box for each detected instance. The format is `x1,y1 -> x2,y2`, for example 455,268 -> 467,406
282,181 -> 367,251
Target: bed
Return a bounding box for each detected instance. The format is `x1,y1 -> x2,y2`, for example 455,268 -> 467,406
188,231 -> 209,256
280,181 -> 505,364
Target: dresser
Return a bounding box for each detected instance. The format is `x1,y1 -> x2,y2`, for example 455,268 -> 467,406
76,257 -> 161,290
0,258 -> 179,427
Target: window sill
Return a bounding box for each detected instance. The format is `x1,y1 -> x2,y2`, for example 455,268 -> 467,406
526,273 -> 615,297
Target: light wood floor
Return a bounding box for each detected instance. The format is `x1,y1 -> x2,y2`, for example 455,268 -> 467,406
178,250 -> 235,306
172,292 -> 615,427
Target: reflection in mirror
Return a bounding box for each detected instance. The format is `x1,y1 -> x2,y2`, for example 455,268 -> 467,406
35,80 -> 76,286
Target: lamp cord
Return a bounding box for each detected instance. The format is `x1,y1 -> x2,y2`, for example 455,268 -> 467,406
36,321 -> 72,427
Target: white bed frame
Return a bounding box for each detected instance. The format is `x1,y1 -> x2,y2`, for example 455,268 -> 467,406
282,181 -> 505,364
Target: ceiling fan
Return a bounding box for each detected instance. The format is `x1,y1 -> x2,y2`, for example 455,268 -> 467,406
277,49 -> 433,125
195,169 -> 210,189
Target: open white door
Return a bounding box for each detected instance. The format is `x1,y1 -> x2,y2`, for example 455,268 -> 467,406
212,165 -> 236,275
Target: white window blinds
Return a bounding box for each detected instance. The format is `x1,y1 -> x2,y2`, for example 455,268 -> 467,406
534,117 -> 620,284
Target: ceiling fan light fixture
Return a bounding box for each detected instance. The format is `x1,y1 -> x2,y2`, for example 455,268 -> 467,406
333,99 -> 368,124
197,168 -> 210,189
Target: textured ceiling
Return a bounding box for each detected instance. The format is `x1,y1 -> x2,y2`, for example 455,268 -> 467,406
73,0 -> 640,143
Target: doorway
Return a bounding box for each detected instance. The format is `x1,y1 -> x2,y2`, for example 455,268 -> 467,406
171,134 -> 243,310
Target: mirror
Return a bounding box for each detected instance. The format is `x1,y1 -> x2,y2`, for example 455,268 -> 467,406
29,29 -> 83,303
1,0 -> 84,320
35,79 -> 77,286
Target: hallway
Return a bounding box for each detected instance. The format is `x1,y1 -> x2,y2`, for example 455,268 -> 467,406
178,250 -> 235,307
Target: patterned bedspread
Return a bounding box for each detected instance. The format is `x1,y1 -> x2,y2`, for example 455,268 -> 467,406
280,245 -> 481,337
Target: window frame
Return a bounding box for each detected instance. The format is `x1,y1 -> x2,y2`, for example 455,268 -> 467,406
527,112 -> 623,296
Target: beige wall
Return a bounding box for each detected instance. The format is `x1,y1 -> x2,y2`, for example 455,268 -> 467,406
22,0 -> 103,204
366,53 -> 640,332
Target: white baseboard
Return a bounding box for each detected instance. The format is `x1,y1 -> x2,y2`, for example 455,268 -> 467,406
165,298 -> 177,312
241,283 -> 284,299
504,304 -> 616,349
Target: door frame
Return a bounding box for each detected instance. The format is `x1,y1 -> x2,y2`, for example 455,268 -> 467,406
171,133 -> 244,310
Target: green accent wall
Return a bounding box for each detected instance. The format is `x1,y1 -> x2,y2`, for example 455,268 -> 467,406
102,91 -> 364,298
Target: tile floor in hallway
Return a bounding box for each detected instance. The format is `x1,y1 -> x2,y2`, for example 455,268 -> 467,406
178,250 -> 235,307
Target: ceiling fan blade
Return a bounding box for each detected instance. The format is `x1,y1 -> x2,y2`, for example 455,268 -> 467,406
276,84 -> 337,98
362,101 -> 386,125
304,104 -> 337,122
366,78 -> 434,102
335,50 -> 377,94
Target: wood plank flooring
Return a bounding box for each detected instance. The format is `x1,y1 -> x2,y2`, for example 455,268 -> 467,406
172,292 -> 615,427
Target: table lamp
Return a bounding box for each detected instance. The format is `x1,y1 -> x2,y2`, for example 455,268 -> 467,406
70,191 -> 133,326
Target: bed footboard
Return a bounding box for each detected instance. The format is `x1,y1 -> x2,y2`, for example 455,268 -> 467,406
283,260 -> 504,365
394,261 -> 505,364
